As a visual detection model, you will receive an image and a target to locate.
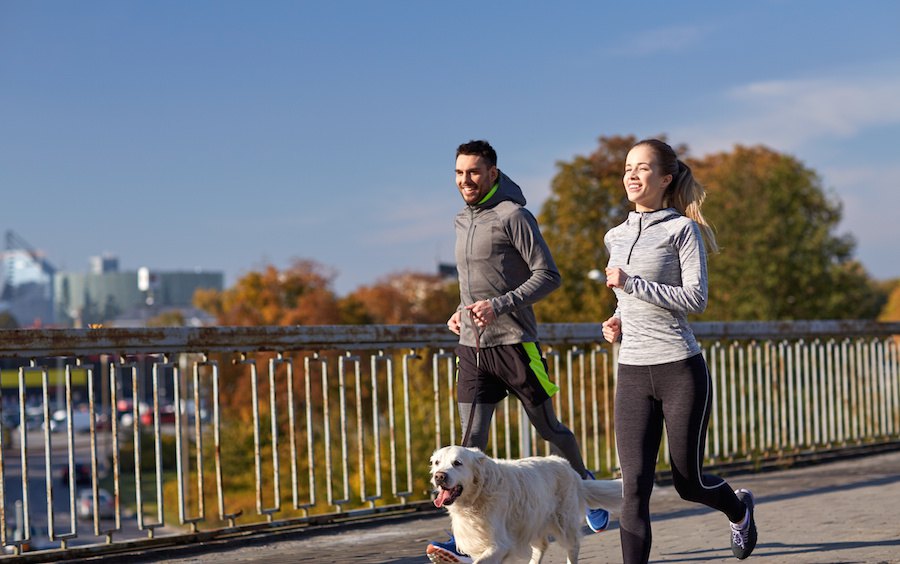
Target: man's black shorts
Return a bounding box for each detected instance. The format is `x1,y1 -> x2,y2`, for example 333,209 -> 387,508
455,342 -> 560,407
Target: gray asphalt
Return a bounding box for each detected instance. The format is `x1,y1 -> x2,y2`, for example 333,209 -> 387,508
83,448 -> 900,563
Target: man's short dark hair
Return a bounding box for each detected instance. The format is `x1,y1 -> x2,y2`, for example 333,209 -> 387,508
456,140 -> 497,168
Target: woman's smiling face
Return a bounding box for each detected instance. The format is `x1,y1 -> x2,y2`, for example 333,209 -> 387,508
623,144 -> 672,212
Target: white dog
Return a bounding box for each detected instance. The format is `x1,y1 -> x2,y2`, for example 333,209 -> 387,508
429,445 -> 622,564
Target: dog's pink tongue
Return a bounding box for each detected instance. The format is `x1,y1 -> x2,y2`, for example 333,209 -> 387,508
434,488 -> 452,508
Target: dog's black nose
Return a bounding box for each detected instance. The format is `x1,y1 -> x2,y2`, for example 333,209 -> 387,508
433,471 -> 447,486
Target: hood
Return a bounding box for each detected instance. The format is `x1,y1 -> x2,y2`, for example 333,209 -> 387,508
472,171 -> 526,208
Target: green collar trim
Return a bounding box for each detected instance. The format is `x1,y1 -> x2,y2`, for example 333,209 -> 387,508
478,182 -> 499,205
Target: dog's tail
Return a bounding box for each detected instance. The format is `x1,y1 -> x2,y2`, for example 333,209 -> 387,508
581,478 -> 624,514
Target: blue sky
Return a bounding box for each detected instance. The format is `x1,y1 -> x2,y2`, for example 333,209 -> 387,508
3,1 -> 899,296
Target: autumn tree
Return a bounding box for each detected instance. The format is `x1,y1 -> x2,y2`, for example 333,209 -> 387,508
343,271 -> 458,324
194,259 -> 342,326
146,310 -> 186,327
538,136 -> 886,322
535,135 -> 634,322
695,145 -> 885,320
536,135 -> 688,322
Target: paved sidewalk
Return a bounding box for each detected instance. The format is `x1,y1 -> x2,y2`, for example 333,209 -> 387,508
109,449 -> 900,563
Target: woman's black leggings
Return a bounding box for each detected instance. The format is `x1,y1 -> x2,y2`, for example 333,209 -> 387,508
615,353 -> 746,564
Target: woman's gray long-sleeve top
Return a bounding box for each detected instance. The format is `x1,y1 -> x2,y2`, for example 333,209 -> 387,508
604,208 -> 708,366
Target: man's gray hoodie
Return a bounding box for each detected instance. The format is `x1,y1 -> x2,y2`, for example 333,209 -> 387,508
454,172 -> 561,348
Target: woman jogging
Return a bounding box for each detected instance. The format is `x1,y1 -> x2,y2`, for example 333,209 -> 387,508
602,139 -> 758,562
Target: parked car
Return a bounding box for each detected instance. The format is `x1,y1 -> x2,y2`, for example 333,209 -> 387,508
77,488 -> 115,520
139,404 -> 177,427
51,410 -> 94,434
58,462 -> 92,486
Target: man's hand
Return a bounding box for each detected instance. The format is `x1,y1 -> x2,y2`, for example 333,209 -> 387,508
465,300 -> 496,329
602,316 -> 622,344
447,310 -> 462,335
605,267 -> 630,289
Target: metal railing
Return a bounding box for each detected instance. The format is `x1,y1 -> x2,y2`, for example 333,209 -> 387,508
0,320 -> 897,559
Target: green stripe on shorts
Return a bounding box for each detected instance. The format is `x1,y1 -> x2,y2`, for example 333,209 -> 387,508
522,342 -> 559,397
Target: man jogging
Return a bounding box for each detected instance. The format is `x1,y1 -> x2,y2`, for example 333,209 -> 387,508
426,139 -> 611,563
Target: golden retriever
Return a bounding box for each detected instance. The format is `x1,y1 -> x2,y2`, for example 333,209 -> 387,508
429,445 -> 622,563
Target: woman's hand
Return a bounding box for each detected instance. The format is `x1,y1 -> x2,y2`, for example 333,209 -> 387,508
605,267 -> 630,289
602,316 -> 621,344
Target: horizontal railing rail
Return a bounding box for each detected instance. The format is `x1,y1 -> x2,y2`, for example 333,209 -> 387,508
0,320 -> 897,559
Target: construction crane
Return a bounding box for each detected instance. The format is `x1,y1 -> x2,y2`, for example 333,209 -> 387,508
5,229 -> 56,274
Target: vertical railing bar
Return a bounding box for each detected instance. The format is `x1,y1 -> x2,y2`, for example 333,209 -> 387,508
151,359 -> 166,531
763,340 -> 778,452
104,357 -> 124,542
267,354 -> 281,516
786,341 -> 796,450
444,353 -> 456,448
726,341 -> 736,457
208,353 -> 240,526
321,353 -> 334,507
601,347 -> 612,474
752,342 -> 763,454
824,340 -> 835,446
565,348 -> 577,457
811,340 -> 820,447
193,353 -> 206,524
372,353 -> 385,502
851,341 -> 861,442
589,347 -> 600,473
306,355 -> 324,510
0,360 -> 7,548
337,353 -> 352,508
839,340 -> 849,444
502,395 -> 511,459
431,350 -> 445,451
801,340 -> 811,448
707,343 -> 719,458
16,364 -> 31,552
353,352 -> 367,506
548,349 -> 561,458
232,354 -> 264,516
403,351 -> 415,497
39,362 -> 56,543
875,340 -> 886,438
282,353 -> 299,510
886,339 -> 898,436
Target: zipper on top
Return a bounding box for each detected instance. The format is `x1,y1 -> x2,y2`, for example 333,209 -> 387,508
626,213 -> 643,264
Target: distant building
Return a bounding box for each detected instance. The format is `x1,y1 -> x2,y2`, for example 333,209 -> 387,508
437,262 -> 457,281
54,265 -> 224,327
0,231 -> 224,328
0,231 -> 56,327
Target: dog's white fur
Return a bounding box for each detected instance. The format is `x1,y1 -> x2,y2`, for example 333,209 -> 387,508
430,445 -> 622,564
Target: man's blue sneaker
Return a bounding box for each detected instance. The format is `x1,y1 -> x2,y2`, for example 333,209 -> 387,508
585,471 -> 611,533
426,535 -> 473,564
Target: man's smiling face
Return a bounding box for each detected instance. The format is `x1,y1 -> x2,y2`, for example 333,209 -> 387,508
455,153 -> 498,205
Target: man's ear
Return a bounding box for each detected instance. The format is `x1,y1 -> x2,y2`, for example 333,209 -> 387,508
490,166 -> 499,184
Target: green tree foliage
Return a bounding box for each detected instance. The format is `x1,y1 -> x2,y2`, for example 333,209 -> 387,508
537,137 -> 885,322
0,311 -> 19,329
695,145 -> 884,320
536,135 -> 639,322
877,279 -> 900,321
